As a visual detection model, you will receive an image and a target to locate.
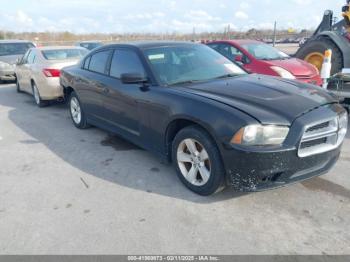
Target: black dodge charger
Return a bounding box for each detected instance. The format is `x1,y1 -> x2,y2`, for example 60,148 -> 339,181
60,42 -> 348,195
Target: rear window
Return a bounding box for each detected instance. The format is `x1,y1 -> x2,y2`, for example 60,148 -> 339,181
41,49 -> 87,60
79,43 -> 102,50
0,42 -> 34,56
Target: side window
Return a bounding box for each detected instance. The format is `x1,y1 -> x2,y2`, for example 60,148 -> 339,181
88,50 -> 111,74
110,49 -> 145,79
27,50 -> 36,64
83,56 -> 91,69
207,44 -> 219,51
220,44 -> 243,61
229,46 -> 243,57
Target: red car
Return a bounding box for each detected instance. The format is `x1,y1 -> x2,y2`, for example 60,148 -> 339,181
207,40 -> 322,86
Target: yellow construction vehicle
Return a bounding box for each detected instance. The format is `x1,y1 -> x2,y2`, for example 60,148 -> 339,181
343,1 -> 350,29
295,0 -> 350,75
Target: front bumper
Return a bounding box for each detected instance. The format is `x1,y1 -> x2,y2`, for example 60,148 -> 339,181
222,103 -> 346,192
224,146 -> 340,191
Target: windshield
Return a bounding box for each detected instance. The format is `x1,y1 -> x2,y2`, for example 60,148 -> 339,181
41,49 -> 88,60
143,44 -> 246,86
241,43 -> 289,60
0,42 -> 34,56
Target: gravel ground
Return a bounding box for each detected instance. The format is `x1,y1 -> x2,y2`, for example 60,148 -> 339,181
0,83 -> 349,255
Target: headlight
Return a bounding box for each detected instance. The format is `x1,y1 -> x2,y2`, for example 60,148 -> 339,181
231,124 -> 290,146
271,66 -> 296,79
338,112 -> 348,145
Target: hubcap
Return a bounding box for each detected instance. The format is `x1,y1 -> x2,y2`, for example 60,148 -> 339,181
33,85 -> 40,105
177,138 -> 211,186
70,97 -> 82,124
305,52 -> 324,72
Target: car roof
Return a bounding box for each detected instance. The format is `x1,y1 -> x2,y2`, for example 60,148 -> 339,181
36,46 -> 86,51
0,39 -> 34,44
210,39 -> 263,45
77,41 -> 101,43
101,41 -> 198,50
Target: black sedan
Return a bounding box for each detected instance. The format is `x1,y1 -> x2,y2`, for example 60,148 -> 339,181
60,42 -> 348,195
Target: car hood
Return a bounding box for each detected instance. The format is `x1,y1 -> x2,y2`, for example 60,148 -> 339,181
174,74 -> 337,125
0,55 -> 23,65
265,58 -> 318,77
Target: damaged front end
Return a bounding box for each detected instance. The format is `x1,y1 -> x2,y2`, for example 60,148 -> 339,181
223,103 -> 347,192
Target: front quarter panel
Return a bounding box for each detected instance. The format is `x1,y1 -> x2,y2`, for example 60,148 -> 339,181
141,86 -> 258,159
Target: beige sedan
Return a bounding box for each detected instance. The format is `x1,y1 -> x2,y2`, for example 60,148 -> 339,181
15,46 -> 87,107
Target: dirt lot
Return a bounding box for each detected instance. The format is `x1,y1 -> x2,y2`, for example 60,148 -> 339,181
0,83 -> 349,254
275,43 -> 299,55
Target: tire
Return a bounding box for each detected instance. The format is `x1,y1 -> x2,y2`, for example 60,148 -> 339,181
69,91 -> 89,129
295,37 -> 343,75
32,82 -> 48,107
16,78 -> 22,93
172,126 -> 226,196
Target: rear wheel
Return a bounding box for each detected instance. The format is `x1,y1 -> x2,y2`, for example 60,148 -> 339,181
172,126 -> 225,195
295,37 -> 343,75
16,78 -> 22,93
32,82 -> 48,107
69,91 -> 89,129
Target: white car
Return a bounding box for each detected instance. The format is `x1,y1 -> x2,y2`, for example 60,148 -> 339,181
15,46 -> 87,107
0,40 -> 35,82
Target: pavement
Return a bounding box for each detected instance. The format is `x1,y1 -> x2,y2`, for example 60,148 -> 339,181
0,83 -> 349,255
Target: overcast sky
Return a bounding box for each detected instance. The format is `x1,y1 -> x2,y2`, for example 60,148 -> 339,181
0,0 -> 346,33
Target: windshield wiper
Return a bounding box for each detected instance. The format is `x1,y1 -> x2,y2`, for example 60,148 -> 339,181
214,73 -> 238,79
168,80 -> 201,86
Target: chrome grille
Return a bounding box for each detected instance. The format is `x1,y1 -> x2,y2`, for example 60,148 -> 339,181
298,114 -> 347,158
306,122 -> 329,132
300,137 -> 327,149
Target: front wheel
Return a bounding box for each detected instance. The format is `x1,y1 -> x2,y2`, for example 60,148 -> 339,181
69,91 -> 89,129
172,126 -> 225,196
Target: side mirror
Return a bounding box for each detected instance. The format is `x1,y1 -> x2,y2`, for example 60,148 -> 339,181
121,73 -> 148,84
16,58 -> 22,65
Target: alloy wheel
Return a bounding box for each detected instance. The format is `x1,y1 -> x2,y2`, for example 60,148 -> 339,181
177,138 -> 211,186
33,84 -> 41,105
70,97 -> 82,124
